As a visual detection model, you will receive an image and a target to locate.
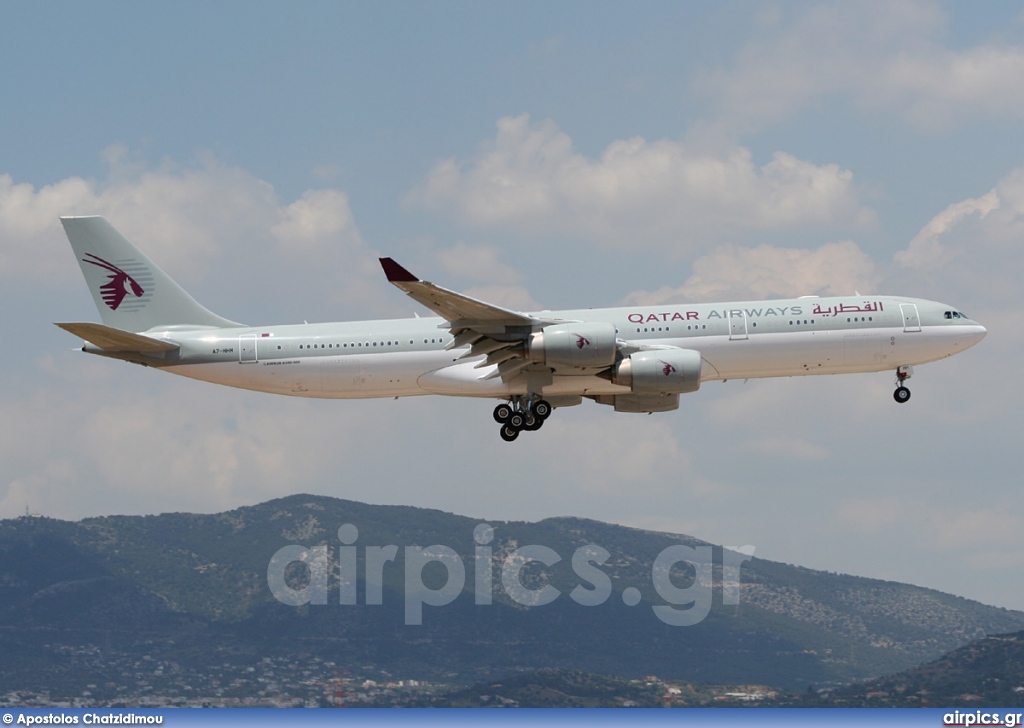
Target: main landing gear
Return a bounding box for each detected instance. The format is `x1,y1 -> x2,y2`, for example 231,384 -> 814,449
494,397 -> 552,442
893,365 -> 913,404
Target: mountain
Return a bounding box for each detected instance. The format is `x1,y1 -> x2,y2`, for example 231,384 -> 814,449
821,630 -> 1024,707
417,632 -> 1024,708
1,493 -> 1022,700
420,668 -> 667,708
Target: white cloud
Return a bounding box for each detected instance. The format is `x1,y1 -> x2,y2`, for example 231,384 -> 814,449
0,365 -> 392,520
894,190 -> 1000,270
835,496 -> 1024,553
747,436 -> 830,461
434,242 -> 523,282
889,166 -> 1024,309
834,496 -> 909,535
882,44 -> 1024,131
696,1 -> 1024,132
613,161 -> 1024,323
0,149 -> 284,285
460,285 -> 542,312
431,243 -> 541,311
622,240 -> 879,305
408,114 -> 870,252
530,414 -> 720,500
0,150 -> 397,323
271,189 -> 360,250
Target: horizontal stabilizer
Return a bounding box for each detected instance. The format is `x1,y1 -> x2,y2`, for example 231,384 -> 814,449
55,322 -> 179,354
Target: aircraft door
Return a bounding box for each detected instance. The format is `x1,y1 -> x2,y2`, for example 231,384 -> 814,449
900,304 -> 921,333
239,334 -> 258,362
729,311 -> 748,341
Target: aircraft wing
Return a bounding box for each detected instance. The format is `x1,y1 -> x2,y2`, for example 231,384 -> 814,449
379,258 -> 539,328
380,258 -> 558,381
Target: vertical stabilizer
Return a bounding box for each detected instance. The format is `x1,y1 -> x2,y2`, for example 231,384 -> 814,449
61,216 -> 242,331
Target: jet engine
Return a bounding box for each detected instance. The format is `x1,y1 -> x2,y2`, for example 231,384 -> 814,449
526,322 -> 618,369
605,348 -> 703,394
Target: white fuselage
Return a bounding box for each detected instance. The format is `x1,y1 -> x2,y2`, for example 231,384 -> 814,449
130,295 -> 985,400
59,216 -> 986,431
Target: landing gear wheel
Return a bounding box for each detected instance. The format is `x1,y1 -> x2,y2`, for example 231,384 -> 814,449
500,424 -> 520,442
495,395 -> 552,438
493,403 -> 513,423
522,413 -> 543,431
893,386 -> 911,404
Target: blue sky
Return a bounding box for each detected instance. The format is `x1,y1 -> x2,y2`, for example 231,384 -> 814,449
3,1 -> 1024,614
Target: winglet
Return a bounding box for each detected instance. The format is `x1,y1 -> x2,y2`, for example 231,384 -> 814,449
379,258 -> 419,283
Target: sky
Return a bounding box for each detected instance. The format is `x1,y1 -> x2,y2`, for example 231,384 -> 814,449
2,1 -> 1023,612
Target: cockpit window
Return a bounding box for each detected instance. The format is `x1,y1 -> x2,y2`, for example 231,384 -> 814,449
944,311 -> 968,319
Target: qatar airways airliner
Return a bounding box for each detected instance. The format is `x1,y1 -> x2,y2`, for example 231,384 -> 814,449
56,216 -> 986,441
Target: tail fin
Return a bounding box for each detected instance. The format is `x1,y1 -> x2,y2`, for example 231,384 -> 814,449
61,216 -> 243,331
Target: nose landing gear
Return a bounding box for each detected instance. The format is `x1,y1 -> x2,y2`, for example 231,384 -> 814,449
893,365 -> 913,404
494,396 -> 552,441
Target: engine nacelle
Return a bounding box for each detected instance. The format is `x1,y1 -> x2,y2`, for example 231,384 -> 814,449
593,393 -> 681,413
608,348 -> 703,394
526,322 -> 618,369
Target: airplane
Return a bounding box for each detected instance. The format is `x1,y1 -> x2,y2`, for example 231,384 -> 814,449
56,216 -> 987,441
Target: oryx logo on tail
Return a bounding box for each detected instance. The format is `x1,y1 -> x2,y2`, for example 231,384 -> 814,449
82,254 -> 146,311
